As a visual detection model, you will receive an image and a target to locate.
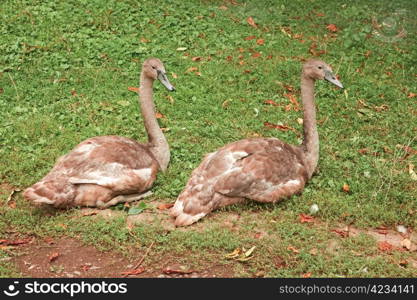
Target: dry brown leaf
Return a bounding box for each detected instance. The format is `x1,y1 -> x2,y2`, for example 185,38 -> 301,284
287,246 -> 300,254
48,252 -> 60,262
378,241 -> 394,252
400,238 -> 412,250
219,5 -> 228,10
263,99 -> 280,106
155,112 -> 165,119
157,203 -> 174,210
331,229 -> 349,238
407,92 -> 416,98
264,122 -> 293,131
302,272 -> 312,278
309,248 -> 318,256
120,267 -> 145,276
247,16 -> 257,28
299,213 -> 314,223
251,52 -> 261,58
128,87 -> 140,93
0,238 -> 32,246
326,24 -> 338,32
82,210 -> 98,216
245,35 -> 256,40
185,67 -> 198,73
163,267 -> 194,275
256,39 -> 264,45
192,56 -> 202,62
342,183 -> 350,193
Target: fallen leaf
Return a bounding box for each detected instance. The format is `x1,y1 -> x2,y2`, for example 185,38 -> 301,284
140,37 -> 150,43
302,272 -> 312,278
48,252 -> 60,262
378,241 -> 394,252
244,246 -> 256,257
263,99 -> 280,106
358,148 -> 368,154
171,72 -> 178,79
256,39 -> 264,45
155,112 -> 165,119
82,210 -> 98,216
251,52 -> 261,58
284,93 -> 300,111
309,248 -> 318,256
400,238 -> 412,250
185,67 -> 198,73
342,183 -> 350,193
254,271 -> 265,277
128,87 -> 140,93
0,238 -> 32,246
176,47 -> 187,51
247,16 -> 257,28
219,5 -> 228,10
225,248 -> 241,259
299,213 -> 314,223
70,90 -> 77,96
192,56 -> 202,62
326,24 -> 338,32
81,264 -> 91,272
408,164 -> 417,181
226,56 -> 233,61
407,92 -> 416,98
331,229 -> 348,238
163,267 -> 194,275
157,203 -> 174,210
287,246 -> 300,254
264,122 -> 293,131
309,42 -> 326,56
245,35 -> 256,40
121,267 -> 145,276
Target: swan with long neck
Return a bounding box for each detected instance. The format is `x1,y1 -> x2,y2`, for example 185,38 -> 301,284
24,58 -> 175,208
171,59 -> 343,226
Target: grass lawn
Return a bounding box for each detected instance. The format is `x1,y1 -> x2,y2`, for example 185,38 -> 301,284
0,0 -> 416,277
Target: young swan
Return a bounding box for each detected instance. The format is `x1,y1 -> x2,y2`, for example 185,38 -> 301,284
24,58 -> 175,208
171,59 -> 343,226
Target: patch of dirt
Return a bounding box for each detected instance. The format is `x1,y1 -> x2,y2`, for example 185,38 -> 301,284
333,225 -> 417,251
11,236 -> 234,278
14,238 -> 134,278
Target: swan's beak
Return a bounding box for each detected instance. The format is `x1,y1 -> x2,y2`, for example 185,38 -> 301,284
324,70 -> 343,89
157,71 -> 175,91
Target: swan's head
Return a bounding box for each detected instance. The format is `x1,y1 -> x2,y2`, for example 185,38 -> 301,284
303,59 -> 343,89
143,58 -> 175,91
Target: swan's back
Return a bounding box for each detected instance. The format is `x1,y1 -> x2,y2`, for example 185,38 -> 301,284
24,135 -> 159,207
171,138 -> 309,225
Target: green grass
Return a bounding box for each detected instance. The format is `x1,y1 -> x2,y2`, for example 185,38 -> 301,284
0,0 -> 416,277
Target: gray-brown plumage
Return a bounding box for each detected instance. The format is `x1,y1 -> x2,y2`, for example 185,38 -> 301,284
171,59 -> 343,226
23,58 -> 175,208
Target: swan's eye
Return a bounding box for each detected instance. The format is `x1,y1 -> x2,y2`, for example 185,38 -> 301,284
318,66 -> 323,70
151,66 -> 156,70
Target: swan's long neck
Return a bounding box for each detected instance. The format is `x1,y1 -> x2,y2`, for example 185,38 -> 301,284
139,72 -> 170,171
300,75 -> 318,178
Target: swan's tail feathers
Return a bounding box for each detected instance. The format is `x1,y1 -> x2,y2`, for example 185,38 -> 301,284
23,180 -> 74,208
170,191 -> 211,226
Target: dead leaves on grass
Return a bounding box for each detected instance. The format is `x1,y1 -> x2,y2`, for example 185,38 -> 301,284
225,246 -> 256,262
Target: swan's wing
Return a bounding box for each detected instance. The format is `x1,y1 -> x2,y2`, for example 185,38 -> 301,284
48,136 -> 159,192
172,138 -> 308,225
